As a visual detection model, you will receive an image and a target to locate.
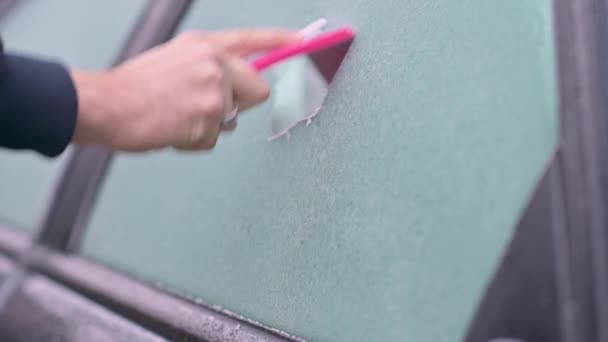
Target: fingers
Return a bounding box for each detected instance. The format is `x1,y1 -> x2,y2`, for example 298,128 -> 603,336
206,29 -> 302,56
177,116 -> 235,152
174,119 -> 222,151
168,29 -> 291,152
175,56 -> 238,151
224,56 -> 270,111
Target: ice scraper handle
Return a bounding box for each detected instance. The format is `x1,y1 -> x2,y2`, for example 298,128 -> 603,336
250,27 -> 356,72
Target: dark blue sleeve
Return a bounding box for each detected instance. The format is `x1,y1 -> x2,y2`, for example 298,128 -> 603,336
0,38 -> 78,157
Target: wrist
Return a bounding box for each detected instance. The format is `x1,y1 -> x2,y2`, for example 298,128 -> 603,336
71,69 -> 118,146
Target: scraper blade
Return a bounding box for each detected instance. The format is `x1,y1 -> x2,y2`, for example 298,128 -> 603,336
307,37 -> 354,84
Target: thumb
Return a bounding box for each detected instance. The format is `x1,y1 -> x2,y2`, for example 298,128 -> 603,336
225,56 -> 270,111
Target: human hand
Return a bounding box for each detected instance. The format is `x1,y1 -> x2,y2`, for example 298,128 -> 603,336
71,29 -> 301,151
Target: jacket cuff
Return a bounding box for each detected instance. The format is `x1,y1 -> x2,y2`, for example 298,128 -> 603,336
0,54 -> 77,157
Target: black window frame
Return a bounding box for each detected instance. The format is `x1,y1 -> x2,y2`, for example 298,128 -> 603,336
466,0 -> 608,340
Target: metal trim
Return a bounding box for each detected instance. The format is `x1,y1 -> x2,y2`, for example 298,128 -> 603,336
551,0 -> 608,340
0,0 -> 20,20
550,151 -> 581,342
27,247 -> 302,342
0,252 -> 16,275
0,273 -> 168,341
584,0 -> 608,339
0,225 -> 31,259
35,148 -> 100,249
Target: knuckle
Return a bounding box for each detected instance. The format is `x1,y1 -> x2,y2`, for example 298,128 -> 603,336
176,31 -> 219,58
175,120 -> 220,151
195,43 -> 218,59
202,62 -> 224,84
242,79 -> 270,106
201,92 -> 224,115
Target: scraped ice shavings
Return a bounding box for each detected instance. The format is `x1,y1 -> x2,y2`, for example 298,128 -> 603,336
267,107 -> 322,142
